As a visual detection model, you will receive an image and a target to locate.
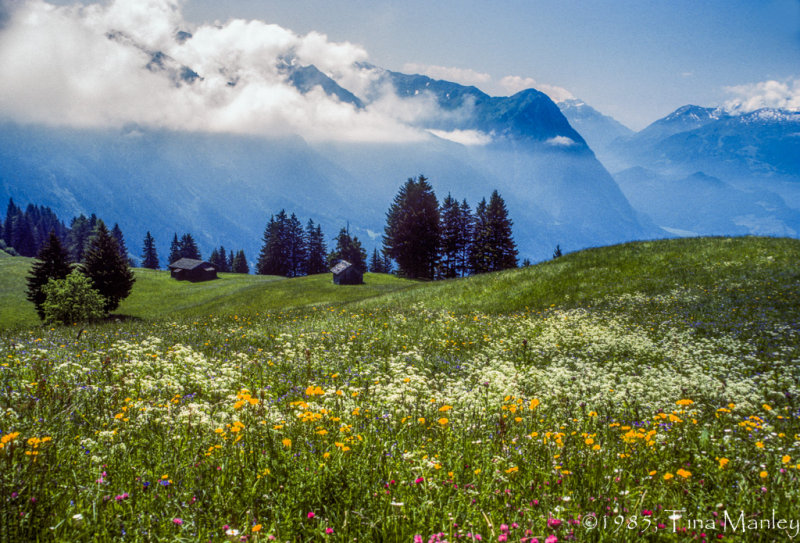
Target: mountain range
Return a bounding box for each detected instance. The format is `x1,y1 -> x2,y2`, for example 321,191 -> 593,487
1,29 -> 798,266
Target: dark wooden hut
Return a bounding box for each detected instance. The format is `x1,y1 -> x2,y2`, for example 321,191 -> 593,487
331,260 -> 363,285
168,258 -> 217,282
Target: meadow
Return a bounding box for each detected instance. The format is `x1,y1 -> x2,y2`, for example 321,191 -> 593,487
1,237 -> 799,542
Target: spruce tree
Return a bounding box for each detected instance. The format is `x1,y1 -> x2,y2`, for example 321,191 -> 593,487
178,233 -> 201,260
329,228 -> 367,273
369,248 -> 384,273
111,223 -> 128,262
232,250 -> 249,273
168,233 -> 181,264
469,198 -> 490,274
217,246 -> 230,272
438,193 -> 461,279
25,230 -> 73,320
67,215 -> 92,263
485,190 -> 518,271
456,199 -> 473,277
228,250 -> 235,271
553,245 -> 563,259
383,175 -> 440,279
305,221 -> 328,275
257,213 -> 289,276
81,220 -> 135,313
141,231 -> 159,269
286,213 -> 307,277
209,248 -> 221,269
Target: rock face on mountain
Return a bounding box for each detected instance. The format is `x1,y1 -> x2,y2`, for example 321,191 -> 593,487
0,62 -> 659,264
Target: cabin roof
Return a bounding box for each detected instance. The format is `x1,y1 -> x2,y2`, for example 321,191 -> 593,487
169,258 -> 214,271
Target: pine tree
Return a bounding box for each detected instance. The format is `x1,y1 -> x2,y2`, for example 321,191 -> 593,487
209,248 -> 221,269
141,231 -> 159,269
438,193 -> 461,279
329,227 -> 367,273
485,190 -> 518,271
111,223 -> 128,262
81,220 -> 135,313
217,246 -> 230,272
553,245 -> 563,259
286,213 -> 307,277
178,233 -> 201,260
2,199 -> 18,246
228,250 -> 235,271
383,175 -> 440,279
469,198 -> 490,274
67,215 -> 93,263
25,230 -> 73,320
231,250 -> 249,273
456,199 -> 473,277
369,248 -> 384,273
168,233 -> 181,264
257,212 -> 289,276
305,221 -> 328,275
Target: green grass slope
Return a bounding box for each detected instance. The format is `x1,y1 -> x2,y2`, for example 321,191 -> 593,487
0,261 -> 417,329
1,236 -> 798,330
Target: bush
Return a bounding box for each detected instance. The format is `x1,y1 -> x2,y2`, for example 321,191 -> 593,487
41,271 -> 106,325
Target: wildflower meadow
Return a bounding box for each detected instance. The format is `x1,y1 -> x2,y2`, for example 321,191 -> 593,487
2,237 -> 799,541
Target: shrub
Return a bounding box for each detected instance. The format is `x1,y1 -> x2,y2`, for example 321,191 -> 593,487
41,270 -> 106,325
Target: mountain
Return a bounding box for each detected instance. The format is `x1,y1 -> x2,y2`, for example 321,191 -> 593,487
0,59 -> 660,265
615,167 -> 800,237
557,99 -> 633,155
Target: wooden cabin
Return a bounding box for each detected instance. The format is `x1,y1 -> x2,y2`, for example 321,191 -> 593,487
168,258 -> 217,282
331,260 -> 363,285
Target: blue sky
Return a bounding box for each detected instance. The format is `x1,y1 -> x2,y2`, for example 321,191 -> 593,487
6,0 -> 799,134
182,0 -> 800,129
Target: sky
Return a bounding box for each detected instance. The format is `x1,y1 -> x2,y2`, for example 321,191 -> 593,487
1,0 -> 798,136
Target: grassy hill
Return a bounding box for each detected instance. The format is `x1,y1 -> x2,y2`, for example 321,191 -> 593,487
2,235 -> 799,541
2,236 -> 798,329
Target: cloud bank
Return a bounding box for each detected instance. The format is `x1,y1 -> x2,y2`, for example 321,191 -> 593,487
0,0 -> 430,142
724,78 -> 800,113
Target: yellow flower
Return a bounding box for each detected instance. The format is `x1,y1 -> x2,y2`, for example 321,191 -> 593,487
676,399 -> 694,406
438,405 -> 453,412
756,441 -> 765,449
676,469 -> 691,479
663,473 -> 674,480
504,466 -> 519,474
474,468 -> 481,475
649,470 -> 657,476
438,418 -> 449,426
718,458 -> 729,469
252,524 -> 262,532
418,417 -> 425,424
763,404 -> 772,411
760,470 -> 768,479
585,438 -> 594,445
782,455 -> 791,464
282,438 -> 292,448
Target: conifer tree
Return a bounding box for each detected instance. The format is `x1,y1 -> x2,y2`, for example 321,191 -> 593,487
257,213 -> 289,276
553,245 -> 563,259
81,220 -> 135,313
383,175 -> 440,279
286,213 -> 307,277
232,250 -> 249,273
141,231 -> 159,269
111,223 -> 128,262
178,233 -> 201,260
67,215 -> 93,263
26,231 -> 73,320
209,248 -> 221,269
369,248 -> 384,273
217,246 -> 230,272
305,221 -> 328,275
456,199 -> 473,277
438,193 -> 461,279
329,227 -> 367,273
168,233 -> 181,264
228,250 -> 235,271
469,198 -> 490,274
485,190 -> 518,271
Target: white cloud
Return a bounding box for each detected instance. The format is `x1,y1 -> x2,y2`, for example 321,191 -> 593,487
0,0 -> 426,142
545,136 -> 577,147
498,75 -> 574,103
428,129 -> 492,146
402,62 -> 492,88
724,78 -> 800,113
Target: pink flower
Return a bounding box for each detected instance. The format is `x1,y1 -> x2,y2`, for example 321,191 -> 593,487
307,512 -> 315,519
415,536 -> 423,543
498,535 -> 507,542
172,518 -> 183,525
325,528 -> 334,534
547,518 -> 562,529
415,477 -> 425,484
545,536 -> 558,543
500,524 -> 509,533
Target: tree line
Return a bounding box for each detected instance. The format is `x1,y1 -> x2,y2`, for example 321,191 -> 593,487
383,175 -> 518,279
